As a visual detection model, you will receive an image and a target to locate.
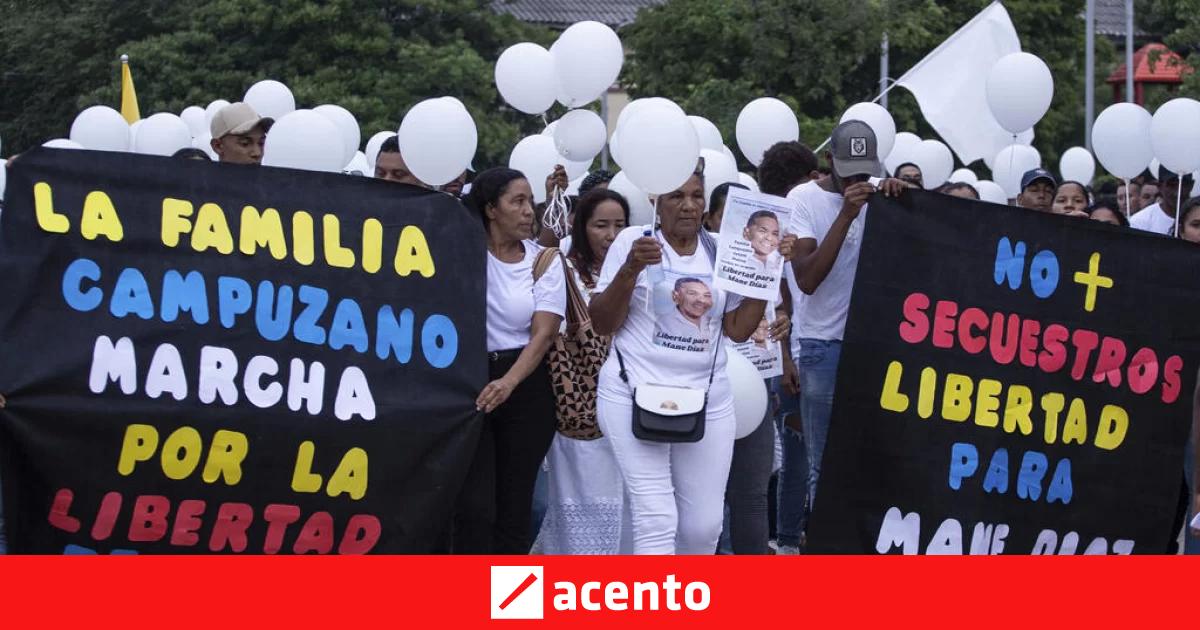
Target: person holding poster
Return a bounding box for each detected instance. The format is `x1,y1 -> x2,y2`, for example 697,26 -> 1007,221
714,188 -> 792,301
788,120 -> 905,509
589,163 -> 776,555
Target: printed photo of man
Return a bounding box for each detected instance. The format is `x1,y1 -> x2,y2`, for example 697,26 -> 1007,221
653,276 -> 716,350
743,210 -> 782,275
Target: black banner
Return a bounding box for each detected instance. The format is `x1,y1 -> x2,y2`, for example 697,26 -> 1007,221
0,148 -> 486,554
807,190 -> 1200,554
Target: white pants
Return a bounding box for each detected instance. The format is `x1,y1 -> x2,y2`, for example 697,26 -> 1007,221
597,395 -> 736,555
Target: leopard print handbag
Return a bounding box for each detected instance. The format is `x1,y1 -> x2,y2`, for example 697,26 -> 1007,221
534,247 -> 609,440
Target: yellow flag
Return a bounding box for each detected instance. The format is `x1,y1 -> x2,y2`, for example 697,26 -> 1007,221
120,54 -> 140,124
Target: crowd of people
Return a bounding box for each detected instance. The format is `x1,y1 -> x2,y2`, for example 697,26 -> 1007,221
1,99 -> 1198,555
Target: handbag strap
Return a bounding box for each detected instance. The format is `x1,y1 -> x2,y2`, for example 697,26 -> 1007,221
532,246 -> 560,282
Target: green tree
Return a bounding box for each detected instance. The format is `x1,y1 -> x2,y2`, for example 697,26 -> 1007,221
0,0 -> 553,166
624,0 -> 1116,173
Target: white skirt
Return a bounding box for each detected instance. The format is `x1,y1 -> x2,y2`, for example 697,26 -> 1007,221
532,433 -> 632,554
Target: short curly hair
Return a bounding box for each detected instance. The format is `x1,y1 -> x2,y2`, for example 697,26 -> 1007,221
758,141 -> 818,196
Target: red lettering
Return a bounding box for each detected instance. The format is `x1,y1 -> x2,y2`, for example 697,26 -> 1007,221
1038,324 -> 1069,373
262,504 -> 303,554
91,491 -> 122,541
294,511 -> 336,555
47,488 -> 81,533
1017,318 -> 1042,368
338,514 -> 382,555
1127,347 -> 1160,395
931,300 -> 959,349
1069,329 -> 1100,381
1161,355 -> 1184,404
988,313 -> 1020,365
899,292 -> 931,344
128,495 -> 170,542
171,499 -> 206,547
208,502 -> 254,552
1091,337 -> 1128,387
957,307 -> 989,354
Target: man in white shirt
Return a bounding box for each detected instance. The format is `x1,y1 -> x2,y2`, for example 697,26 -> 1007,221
654,277 -> 715,350
787,120 -> 905,511
743,210 -> 783,275
1131,167 -> 1193,235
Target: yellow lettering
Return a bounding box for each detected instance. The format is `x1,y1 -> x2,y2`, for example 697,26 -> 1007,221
1041,392 -> 1066,445
1062,398 -> 1088,445
80,191 -> 124,242
202,430 -> 249,485
161,198 -> 194,247
325,447 -> 368,500
394,225 -> 435,277
879,361 -> 909,413
293,211 -> 315,265
291,441 -> 323,493
323,215 -> 355,268
160,427 -> 203,480
1003,385 -> 1034,436
942,373 -> 973,422
362,218 -> 383,273
192,203 -> 234,253
117,424 -> 159,476
974,378 -> 1002,428
239,206 -> 287,259
34,182 -> 70,233
1095,405 -> 1128,450
917,367 -> 937,419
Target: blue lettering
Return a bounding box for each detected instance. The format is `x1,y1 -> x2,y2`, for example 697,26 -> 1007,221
948,442 -> 978,490
217,276 -> 252,329
255,280 -> 292,342
62,258 -> 102,312
993,237 -> 1025,290
1046,458 -> 1073,504
329,298 -> 368,353
375,306 -> 414,363
110,267 -> 154,320
293,285 -> 329,345
160,269 -> 209,324
1017,450 -> 1049,501
422,314 -> 458,368
1029,250 -> 1059,298
982,448 -> 1009,494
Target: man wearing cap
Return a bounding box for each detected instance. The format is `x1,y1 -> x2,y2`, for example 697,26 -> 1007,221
1131,166 -> 1194,234
209,102 -> 272,165
786,120 -> 905,514
1016,168 -> 1056,213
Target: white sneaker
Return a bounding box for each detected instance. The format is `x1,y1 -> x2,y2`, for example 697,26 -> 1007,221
777,544 -> 800,555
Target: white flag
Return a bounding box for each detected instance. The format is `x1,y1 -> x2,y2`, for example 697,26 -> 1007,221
895,1 -> 1034,166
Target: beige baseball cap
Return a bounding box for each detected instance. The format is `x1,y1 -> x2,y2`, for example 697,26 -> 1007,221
210,102 -> 273,139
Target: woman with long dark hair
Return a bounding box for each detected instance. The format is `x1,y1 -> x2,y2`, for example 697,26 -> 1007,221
454,167 -> 565,553
534,189 -> 632,554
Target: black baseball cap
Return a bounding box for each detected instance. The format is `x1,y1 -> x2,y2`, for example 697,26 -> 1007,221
1020,168 -> 1056,191
830,120 -> 884,179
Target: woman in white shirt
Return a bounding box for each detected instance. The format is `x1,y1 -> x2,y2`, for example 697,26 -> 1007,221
589,163 -> 772,554
454,167 -> 566,554
534,189 -> 632,554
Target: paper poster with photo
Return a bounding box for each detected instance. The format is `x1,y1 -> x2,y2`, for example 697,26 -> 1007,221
728,300 -> 783,377
650,271 -> 721,353
714,188 -> 793,300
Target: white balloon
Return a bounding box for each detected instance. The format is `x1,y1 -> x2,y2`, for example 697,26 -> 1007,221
1058,146 -> 1096,185
541,120 -> 559,137
0,163 -> 5,201
735,98 -> 799,166
700,147 -> 739,212
912,139 -> 954,189
552,21 -> 624,107
949,168 -> 979,186
554,109 -> 607,162
261,109 -> 345,173
976,180 -> 1008,204
192,134 -> 218,160
566,173 -> 586,197
180,106 -> 207,138
1149,158 -> 1161,179
344,150 -> 370,175
619,106 -> 700,195
986,52 -> 1054,134
313,104 -> 361,168
243,80 -> 296,119
885,132 -> 922,175
204,99 -> 231,127
608,128 -> 624,167
509,135 -> 563,204
992,144 -> 1042,198
727,351 -> 768,439
397,97 -> 478,186
840,102 -> 896,163
738,172 -> 760,193
130,120 -> 143,146
616,98 -> 685,131
69,106 -> 130,151
1150,98 -> 1200,174
43,138 -> 83,149
564,157 -> 592,181
496,43 -> 557,114
608,171 -> 655,226
364,131 -> 396,172
721,145 -> 737,166
133,113 -> 193,156
688,116 -> 724,151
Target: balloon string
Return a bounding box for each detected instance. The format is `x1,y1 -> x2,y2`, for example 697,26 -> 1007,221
1123,178 -> 1130,219
543,184 -> 571,240
1007,134 -> 1016,201
1176,185 -> 1182,238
